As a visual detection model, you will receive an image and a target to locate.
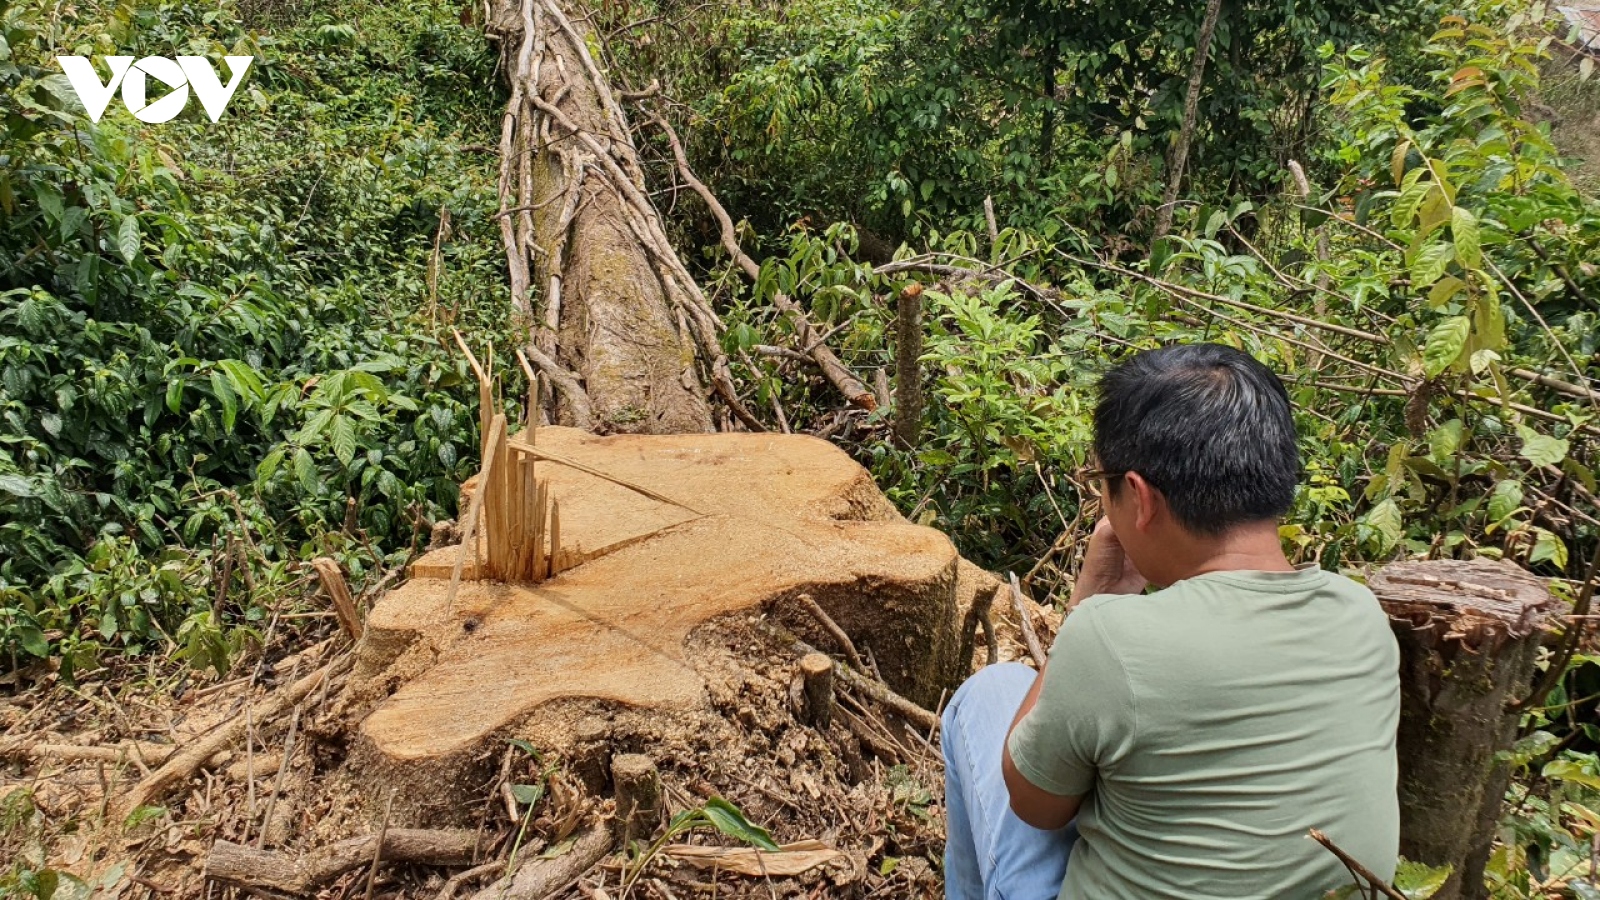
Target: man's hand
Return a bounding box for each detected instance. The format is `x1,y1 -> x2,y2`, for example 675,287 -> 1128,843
1070,518 -> 1148,604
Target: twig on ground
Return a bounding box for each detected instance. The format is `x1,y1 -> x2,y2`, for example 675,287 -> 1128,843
121,657 -> 350,817
767,624 -> 940,732
1008,574 -> 1047,668
793,593 -> 866,672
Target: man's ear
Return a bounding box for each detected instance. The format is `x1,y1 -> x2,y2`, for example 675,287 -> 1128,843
1124,471 -> 1164,532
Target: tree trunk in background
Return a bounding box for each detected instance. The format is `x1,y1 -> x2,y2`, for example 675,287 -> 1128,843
1152,0 -> 1223,242
488,0 -> 713,434
1369,559 -> 1558,900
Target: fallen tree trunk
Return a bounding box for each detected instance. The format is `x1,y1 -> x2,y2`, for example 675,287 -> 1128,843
206,829 -> 480,895
489,0 -> 757,432
1370,558 -> 1559,900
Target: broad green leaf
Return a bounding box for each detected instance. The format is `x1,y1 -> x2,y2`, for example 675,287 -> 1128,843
15,625 -> 48,657
256,447 -> 286,485
510,783 -> 545,806
1543,758 -> 1600,790
1393,172 -> 1430,227
1393,858 -> 1452,899
117,213 -> 141,263
1363,498 -> 1403,554
166,377 -> 185,414
1471,284 -> 1504,350
218,359 -> 265,402
1422,316 -> 1470,377
0,474 -> 35,498
1451,206 -> 1480,267
1518,426 -> 1569,468
1487,480 -> 1522,524
1531,528 -> 1568,570
702,796 -> 780,851
294,448 -> 318,494
297,408 -> 336,443
211,370 -> 238,433
1427,276 -> 1464,308
1427,419 -> 1462,462
1409,241 -> 1454,289
330,415 -> 357,467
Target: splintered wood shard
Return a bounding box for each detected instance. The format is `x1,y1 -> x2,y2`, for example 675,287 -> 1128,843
354,427 -> 1000,809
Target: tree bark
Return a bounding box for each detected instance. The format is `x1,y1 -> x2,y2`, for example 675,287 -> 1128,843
1369,558 -> 1558,900
893,283 -> 924,449
206,829 -> 480,895
1152,0 -> 1223,241
489,0 -> 718,434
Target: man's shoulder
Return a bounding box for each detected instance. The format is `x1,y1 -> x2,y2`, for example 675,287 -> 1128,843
1066,568 -> 1386,639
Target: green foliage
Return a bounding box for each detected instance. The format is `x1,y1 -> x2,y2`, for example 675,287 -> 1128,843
613,0 -> 1447,248
0,0 -> 510,670
621,795 -> 779,894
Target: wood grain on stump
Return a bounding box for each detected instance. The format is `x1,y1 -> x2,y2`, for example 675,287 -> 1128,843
344,427 -> 988,822
1371,558 -> 1559,900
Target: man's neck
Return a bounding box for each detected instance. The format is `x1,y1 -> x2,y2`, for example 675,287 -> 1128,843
1160,520 -> 1296,586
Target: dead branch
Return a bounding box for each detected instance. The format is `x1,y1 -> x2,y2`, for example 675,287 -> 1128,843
1308,829 -> 1407,900
121,656 -> 351,817
206,828 -> 480,895
0,740 -> 172,769
957,583 -> 1000,670
466,827 -> 613,900
647,112 -> 877,412
311,558 -> 362,641
521,343 -> 595,430
768,624 -> 939,732
793,593 -> 867,672
1007,574 -> 1047,668
436,861 -> 506,900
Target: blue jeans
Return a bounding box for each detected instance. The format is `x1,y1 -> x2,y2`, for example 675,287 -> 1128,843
943,662 -> 1079,900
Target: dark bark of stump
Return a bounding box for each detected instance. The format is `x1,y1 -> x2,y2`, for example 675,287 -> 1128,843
1370,558 -> 1558,900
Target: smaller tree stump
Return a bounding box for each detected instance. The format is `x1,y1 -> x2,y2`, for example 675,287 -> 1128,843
1370,558 -> 1559,900
799,653 -> 835,729
612,754 -> 661,846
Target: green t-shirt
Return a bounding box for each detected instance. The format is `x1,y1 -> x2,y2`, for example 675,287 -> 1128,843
1007,567 -> 1400,899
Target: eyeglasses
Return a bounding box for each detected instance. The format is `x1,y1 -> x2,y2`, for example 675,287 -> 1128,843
1078,467 -> 1127,499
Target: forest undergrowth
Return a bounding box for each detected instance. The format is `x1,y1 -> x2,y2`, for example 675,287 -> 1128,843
4,0 -> 1600,895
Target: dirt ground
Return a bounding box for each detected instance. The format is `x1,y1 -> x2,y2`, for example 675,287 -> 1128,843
0,582 -> 1052,900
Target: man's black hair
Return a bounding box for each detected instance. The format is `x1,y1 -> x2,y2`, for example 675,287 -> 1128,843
1093,342 -> 1299,535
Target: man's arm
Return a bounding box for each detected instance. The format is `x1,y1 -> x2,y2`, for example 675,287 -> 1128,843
1000,517 -> 1146,829
1002,664 -> 1083,829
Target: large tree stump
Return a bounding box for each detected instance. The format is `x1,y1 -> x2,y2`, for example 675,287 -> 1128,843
340,427 -> 995,824
1370,558 -> 1559,900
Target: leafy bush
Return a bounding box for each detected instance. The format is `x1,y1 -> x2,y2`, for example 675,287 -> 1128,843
0,0 -> 512,672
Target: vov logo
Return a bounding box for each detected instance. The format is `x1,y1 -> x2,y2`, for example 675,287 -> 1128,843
55,56 -> 253,124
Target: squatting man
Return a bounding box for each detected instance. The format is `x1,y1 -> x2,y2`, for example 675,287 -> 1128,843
941,343 -> 1401,899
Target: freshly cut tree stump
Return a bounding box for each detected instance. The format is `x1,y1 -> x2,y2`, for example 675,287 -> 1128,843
1370,558 -> 1559,900
343,427 -> 990,823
